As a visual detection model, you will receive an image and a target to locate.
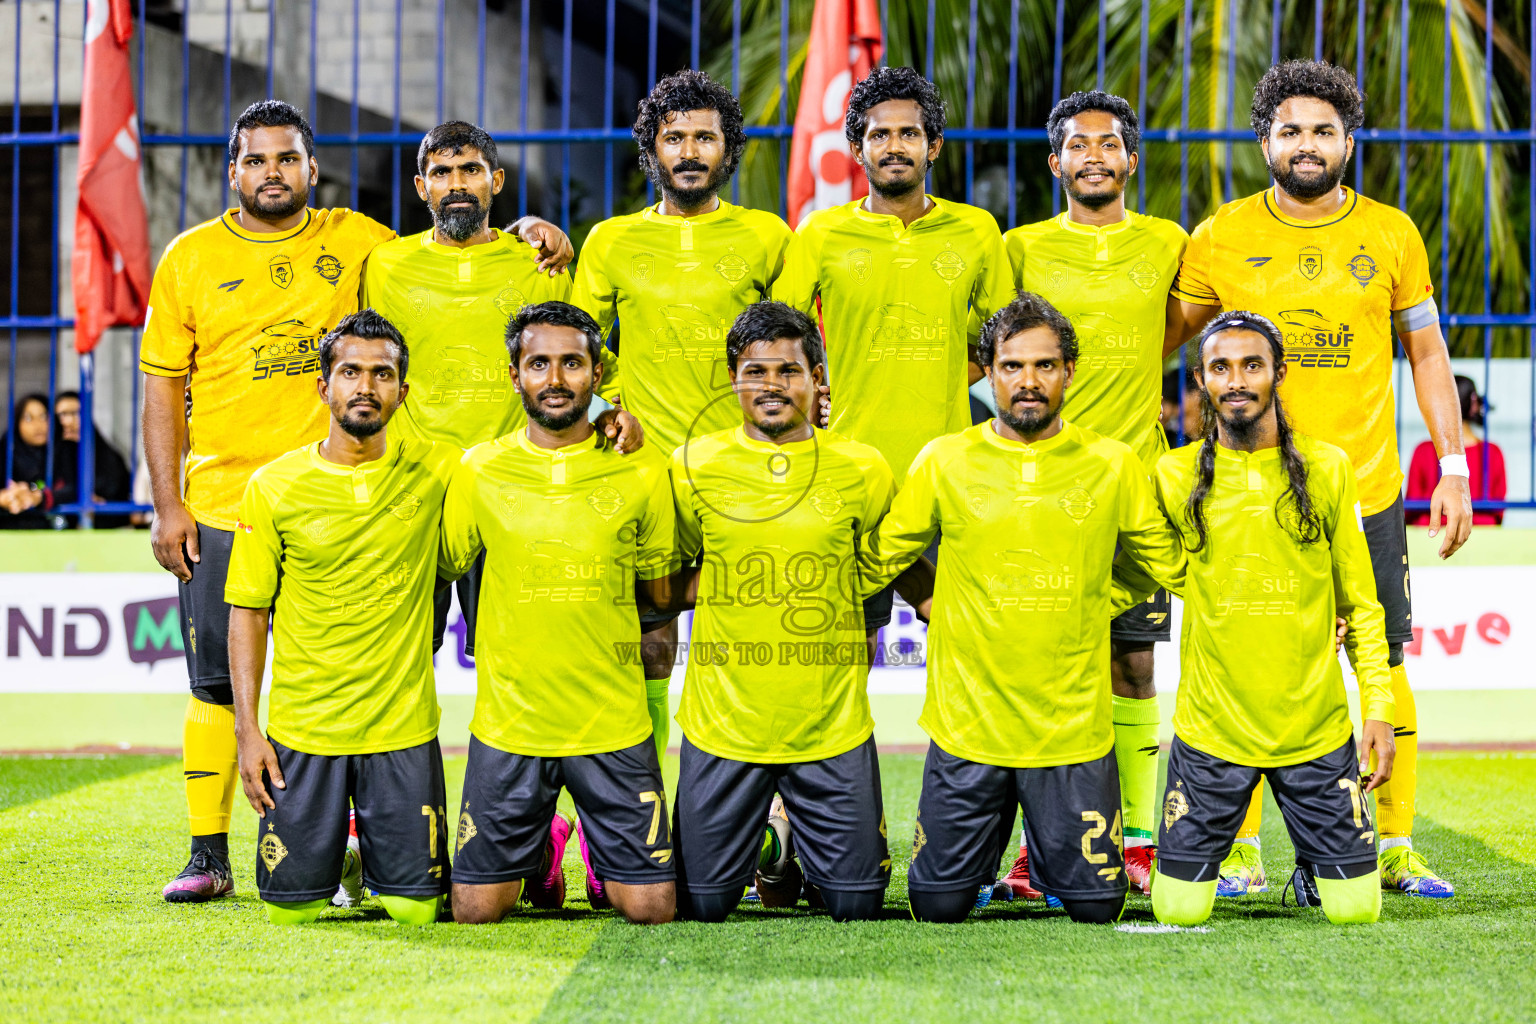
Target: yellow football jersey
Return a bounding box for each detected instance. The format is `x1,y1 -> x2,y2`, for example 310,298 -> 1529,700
571,201 -> 793,455
361,229 -> 579,450
1171,188 -> 1435,514
861,421 -> 1186,768
439,431 -> 678,757
776,196 -> 1014,484
1005,211 -> 1188,468
140,208 -> 396,530
224,435 -> 459,755
671,426 -> 893,763
1152,435 -> 1393,767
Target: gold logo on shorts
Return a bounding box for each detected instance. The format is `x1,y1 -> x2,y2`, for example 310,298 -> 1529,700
1163,783 -> 1189,831
911,818 -> 927,859
456,811 -> 478,853
260,831 -> 289,872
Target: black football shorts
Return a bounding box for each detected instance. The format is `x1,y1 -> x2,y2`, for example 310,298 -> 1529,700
1361,496 -> 1413,645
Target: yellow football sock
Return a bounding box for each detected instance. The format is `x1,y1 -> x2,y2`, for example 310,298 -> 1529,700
1316,872 -> 1381,925
183,696 -> 238,836
1375,663 -> 1416,840
1112,695 -> 1160,841
1151,871 -> 1215,926
1235,785 -> 1263,840
646,678 -> 671,768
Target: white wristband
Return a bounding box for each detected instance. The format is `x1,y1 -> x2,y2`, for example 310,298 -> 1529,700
1439,454 -> 1470,478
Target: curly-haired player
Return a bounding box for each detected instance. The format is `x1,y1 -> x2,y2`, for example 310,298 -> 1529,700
1166,59 -> 1468,899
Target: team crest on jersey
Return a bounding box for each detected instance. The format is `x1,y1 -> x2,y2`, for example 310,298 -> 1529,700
632,252 -> 656,282
1046,258 -> 1070,291
966,485 -> 992,519
498,485 -> 522,521
268,255 -> 294,289
1163,782 -> 1189,830
847,247 -> 873,282
456,810 -> 478,853
313,253 -> 344,285
714,249 -> 749,283
1298,245 -> 1324,281
296,509 -> 346,544
1348,252 -> 1378,288
494,286 -> 527,316
386,491 -> 421,521
1058,487 -> 1096,522
1129,259 -> 1160,293
406,287 -> 432,321
809,485 -> 845,520
260,828 -> 289,872
587,485 -> 625,520
931,245 -> 966,282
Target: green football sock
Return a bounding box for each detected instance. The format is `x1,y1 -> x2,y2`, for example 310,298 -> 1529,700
379,894 -> 442,926
1112,695 -> 1161,841
1316,872 -> 1381,925
264,898 -> 328,925
646,677 -> 671,766
757,824 -> 780,872
1151,872 -> 1214,926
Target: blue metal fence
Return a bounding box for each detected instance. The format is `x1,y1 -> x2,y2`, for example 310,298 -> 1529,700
3,0 -> 1533,525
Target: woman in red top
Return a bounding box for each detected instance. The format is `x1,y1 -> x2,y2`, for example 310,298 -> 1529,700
1406,375 -> 1505,525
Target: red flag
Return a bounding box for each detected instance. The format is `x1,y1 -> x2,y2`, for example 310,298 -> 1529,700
72,0 -> 151,354
786,0 -> 883,228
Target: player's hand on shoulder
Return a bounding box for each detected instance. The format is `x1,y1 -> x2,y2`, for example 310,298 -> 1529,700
595,402 -> 644,454
150,502 -> 200,583
506,216 -> 574,276
1428,472 -> 1473,559
817,382 -> 831,429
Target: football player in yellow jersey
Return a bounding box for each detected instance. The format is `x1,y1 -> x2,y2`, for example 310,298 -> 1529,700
363,120 -> 636,667
778,65 -> 1013,644
1000,91 -> 1189,899
666,302 -> 894,922
1150,312 -> 1395,927
227,310 -> 457,926
1165,61 -> 1469,898
861,292 -> 1186,924
142,100 -> 396,903
442,303 -> 678,926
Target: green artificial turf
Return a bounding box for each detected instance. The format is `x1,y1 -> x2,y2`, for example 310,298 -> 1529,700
1,751 -> 1533,1023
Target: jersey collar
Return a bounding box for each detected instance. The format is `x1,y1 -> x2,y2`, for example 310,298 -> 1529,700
642,198 -> 734,226
980,417 -> 1075,455
732,424 -> 819,455
1212,441 -> 1282,464
305,433 -> 403,475
220,207 -> 315,244
853,194 -> 947,232
416,227 -> 515,257
1055,210 -> 1135,237
1261,186 -> 1358,229
508,428 -> 603,458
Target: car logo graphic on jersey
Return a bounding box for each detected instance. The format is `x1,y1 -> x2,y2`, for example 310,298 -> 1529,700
847,247 -> 873,282
386,491 -> 421,521
1058,487 -> 1096,522
456,811 -> 478,853
1128,259 -> 1160,293
1244,256 -> 1272,268
632,252 -> 655,282
654,304 -> 726,362
586,485 -> 625,520
313,253 -> 344,285
809,484 -> 845,520
1277,309 -> 1353,368
965,485 -> 992,519
931,246 -> 966,282
714,250 -> 749,283
1163,782 -> 1189,830
1348,253 -> 1378,288
868,303 -> 945,361
1217,553 -> 1298,615
268,255 -> 294,289
1298,245 -> 1324,280
216,279 -> 243,292
493,286 -> 527,316
1046,258 -> 1069,291
259,830 -> 289,872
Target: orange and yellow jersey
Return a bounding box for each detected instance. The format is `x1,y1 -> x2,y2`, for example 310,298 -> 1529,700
1171,188 -> 1435,514
140,208 -> 396,530
776,196 -> 1014,484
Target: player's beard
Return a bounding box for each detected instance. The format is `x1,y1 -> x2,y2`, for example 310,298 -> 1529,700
1269,151 -> 1345,200
1061,166 -> 1125,211
657,159 -> 730,210
433,190 -> 486,242
865,153 -> 927,201
750,392 -> 804,439
337,398 -> 385,438
1213,389 -> 1270,445
523,384 -> 592,432
238,179 -> 309,222
997,390 -> 1059,437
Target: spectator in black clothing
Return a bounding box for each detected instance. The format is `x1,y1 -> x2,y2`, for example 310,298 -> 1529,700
52,390 -> 132,526
0,393 -> 59,528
